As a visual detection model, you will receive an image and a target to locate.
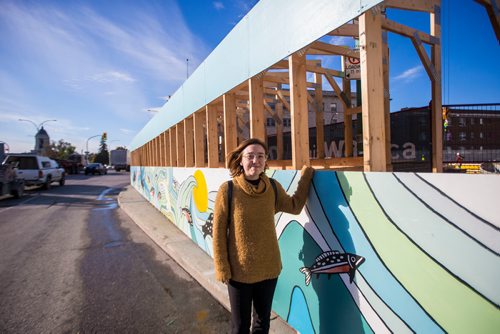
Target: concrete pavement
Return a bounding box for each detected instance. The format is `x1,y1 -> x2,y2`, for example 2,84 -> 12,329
118,185 -> 296,334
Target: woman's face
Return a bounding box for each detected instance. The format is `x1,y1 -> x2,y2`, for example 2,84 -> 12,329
240,144 -> 267,180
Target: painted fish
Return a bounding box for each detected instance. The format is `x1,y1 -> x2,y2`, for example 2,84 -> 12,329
202,213 -> 213,238
300,250 -> 365,286
181,207 -> 193,225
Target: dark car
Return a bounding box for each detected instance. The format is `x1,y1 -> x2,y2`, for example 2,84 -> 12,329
84,163 -> 107,175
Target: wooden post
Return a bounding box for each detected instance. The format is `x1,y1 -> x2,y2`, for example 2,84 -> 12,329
223,93 -> 238,162
275,102 -> 284,160
359,10 -> 387,171
289,52 -> 310,169
164,130 -> 170,166
169,126 -> 177,167
206,104 -> 219,168
194,110 -> 206,167
314,73 -> 325,159
184,117 -> 194,167
155,137 -> 160,166
343,77 -> 353,157
159,133 -> 164,166
383,30 -> 393,171
431,4 -> 443,172
249,75 -> 266,140
176,122 -> 185,167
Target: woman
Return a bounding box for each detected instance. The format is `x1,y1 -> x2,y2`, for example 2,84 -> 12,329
212,138 -> 314,334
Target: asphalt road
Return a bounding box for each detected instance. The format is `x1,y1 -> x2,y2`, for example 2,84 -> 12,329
0,171 -> 230,333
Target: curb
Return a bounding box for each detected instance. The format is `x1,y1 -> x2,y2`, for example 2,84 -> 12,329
118,185 -> 296,334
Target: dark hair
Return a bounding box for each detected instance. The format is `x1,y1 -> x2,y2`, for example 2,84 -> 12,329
226,138 -> 269,177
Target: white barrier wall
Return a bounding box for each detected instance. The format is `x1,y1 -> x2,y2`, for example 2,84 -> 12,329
131,167 -> 500,333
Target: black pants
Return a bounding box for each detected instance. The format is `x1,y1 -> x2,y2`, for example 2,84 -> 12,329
227,278 -> 278,334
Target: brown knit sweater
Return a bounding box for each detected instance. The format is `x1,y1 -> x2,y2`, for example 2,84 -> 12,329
212,166 -> 314,284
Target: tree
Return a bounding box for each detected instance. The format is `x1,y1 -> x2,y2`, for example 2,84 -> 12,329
49,139 -> 76,160
94,133 -> 109,165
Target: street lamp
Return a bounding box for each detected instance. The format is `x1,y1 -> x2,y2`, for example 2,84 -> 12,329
85,134 -> 101,165
18,119 -> 57,132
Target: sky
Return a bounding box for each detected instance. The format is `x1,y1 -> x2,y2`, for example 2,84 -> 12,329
0,0 -> 498,155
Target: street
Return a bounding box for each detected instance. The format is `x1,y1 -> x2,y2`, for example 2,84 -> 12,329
0,171 -> 230,333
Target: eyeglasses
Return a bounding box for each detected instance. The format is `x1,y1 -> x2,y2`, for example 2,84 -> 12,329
242,153 -> 267,161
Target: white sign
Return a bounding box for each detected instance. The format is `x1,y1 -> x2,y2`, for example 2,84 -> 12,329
343,56 -> 360,80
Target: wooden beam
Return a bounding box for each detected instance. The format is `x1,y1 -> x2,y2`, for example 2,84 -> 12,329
153,137 -> 157,166
289,52 -> 310,169
328,23 -> 359,37
305,64 -> 344,78
193,110 -> 206,167
383,0 -> 438,12
164,130 -> 170,166
323,73 -> 351,110
275,102 -> 284,160
306,91 -> 315,105
223,93 -> 237,162
181,119 -> 192,167
276,90 -> 290,111
159,132 -> 164,166
308,41 -> 360,58
345,106 -> 362,115
169,126 -> 177,167
270,59 -> 289,69
314,73 -> 325,159
411,33 -> 437,81
264,72 -> 316,87
431,6 -> 443,172
176,122 -> 186,167
381,17 -> 439,45
249,75 -> 266,140
206,104 -> 219,168
359,10 -> 387,171
383,30 -> 392,171
475,0 -> 500,42
343,77 -> 353,157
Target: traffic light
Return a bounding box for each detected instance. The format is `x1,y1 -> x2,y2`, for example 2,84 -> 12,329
102,132 -> 107,141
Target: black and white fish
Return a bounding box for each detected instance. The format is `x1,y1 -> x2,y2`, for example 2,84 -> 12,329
300,250 -> 365,286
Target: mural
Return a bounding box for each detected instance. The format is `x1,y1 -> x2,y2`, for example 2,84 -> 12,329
131,167 -> 500,334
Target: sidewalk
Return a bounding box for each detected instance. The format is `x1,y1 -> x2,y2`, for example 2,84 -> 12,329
118,185 -> 296,334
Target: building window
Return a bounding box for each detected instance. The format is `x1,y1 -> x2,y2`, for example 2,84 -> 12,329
470,118 -> 475,125
459,118 -> 466,127
283,118 -> 291,127
480,132 -> 484,139
470,132 -> 474,139
480,118 -> 483,125
266,118 -> 275,127
330,103 -> 337,112
459,132 -> 466,141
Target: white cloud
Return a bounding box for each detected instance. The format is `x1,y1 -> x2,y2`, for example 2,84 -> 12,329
393,65 -> 424,82
89,71 -> 136,83
213,2 -> 225,10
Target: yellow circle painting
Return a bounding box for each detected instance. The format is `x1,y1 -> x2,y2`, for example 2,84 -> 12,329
193,170 -> 208,212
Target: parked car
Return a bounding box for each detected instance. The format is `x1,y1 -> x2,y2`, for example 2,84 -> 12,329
3,154 -> 65,190
84,163 -> 107,175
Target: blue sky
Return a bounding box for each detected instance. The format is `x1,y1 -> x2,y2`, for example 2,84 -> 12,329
1,0 -> 498,154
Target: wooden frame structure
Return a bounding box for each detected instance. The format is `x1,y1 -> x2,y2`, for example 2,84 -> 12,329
131,0 -> 443,172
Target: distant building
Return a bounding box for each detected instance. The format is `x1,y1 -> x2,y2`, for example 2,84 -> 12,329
266,103 -> 500,172
35,126 -> 51,156
443,104 -> 500,162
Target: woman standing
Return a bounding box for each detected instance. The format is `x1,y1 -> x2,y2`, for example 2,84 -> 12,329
213,138 -> 314,334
